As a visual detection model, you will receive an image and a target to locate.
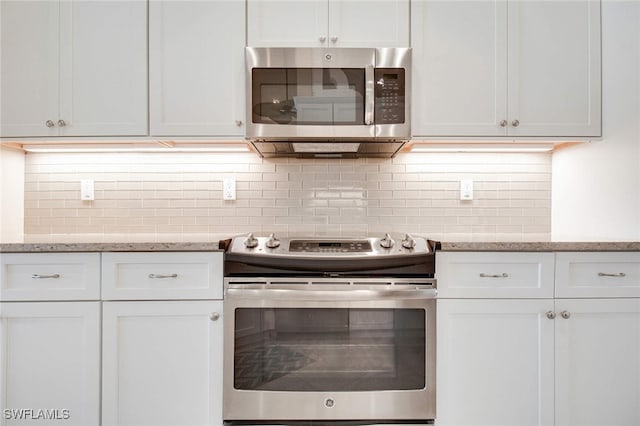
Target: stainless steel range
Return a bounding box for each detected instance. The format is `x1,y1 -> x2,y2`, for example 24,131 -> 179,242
220,233 -> 438,425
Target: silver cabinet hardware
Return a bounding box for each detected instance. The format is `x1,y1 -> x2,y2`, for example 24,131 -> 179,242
546,311 -> 556,319
479,273 -> 509,278
330,36 -> 338,43
45,120 -> 55,128
598,272 -> 626,277
235,120 -> 243,127
511,119 -> 520,127
319,36 -> 327,43
32,273 -> 60,279
499,120 -> 507,127
148,273 -> 178,279
210,312 -> 220,321
57,119 -> 66,127
561,310 -> 571,319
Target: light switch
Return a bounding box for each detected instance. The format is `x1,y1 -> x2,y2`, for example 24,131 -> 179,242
223,178 -> 236,200
80,179 -> 94,201
460,180 -> 473,201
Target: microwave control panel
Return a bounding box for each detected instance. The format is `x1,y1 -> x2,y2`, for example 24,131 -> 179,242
374,68 -> 405,124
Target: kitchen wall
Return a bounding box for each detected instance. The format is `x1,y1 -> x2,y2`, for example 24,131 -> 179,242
23,151 -> 551,243
0,146 -> 25,243
552,0 -> 640,241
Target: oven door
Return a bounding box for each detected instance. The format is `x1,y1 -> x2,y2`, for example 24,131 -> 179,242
223,284 -> 436,422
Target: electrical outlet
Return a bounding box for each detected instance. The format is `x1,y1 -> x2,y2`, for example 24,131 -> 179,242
80,179 -> 94,201
223,178 -> 236,200
460,180 -> 473,201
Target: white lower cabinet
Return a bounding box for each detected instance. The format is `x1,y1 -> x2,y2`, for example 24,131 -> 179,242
555,298 -> 640,426
0,301 -> 101,426
436,299 -> 555,426
101,301 -> 223,426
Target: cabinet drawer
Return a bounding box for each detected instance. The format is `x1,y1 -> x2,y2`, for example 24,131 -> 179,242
555,252 -> 640,298
436,252 -> 554,298
0,253 -> 100,301
101,252 -> 223,300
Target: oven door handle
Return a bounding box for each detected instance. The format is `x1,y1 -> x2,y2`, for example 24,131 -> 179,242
226,287 -> 437,301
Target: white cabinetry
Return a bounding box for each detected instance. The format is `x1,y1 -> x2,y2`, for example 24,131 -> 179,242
101,251 -> 224,426
554,252 -> 640,426
436,252 -> 555,426
0,0 -> 147,137
102,301 -> 223,426
437,299 -> 555,426
437,251 -> 640,426
0,253 -> 100,426
248,0 -> 409,47
412,0 -> 601,137
149,0 -> 245,136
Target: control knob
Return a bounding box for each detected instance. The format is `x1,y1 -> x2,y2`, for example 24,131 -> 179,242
265,233 -> 281,249
244,233 -> 259,249
379,233 -> 395,249
401,233 -> 416,249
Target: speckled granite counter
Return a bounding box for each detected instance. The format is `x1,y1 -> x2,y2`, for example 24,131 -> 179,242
440,242 -> 640,251
0,242 -> 222,253
1,241 -> 639,253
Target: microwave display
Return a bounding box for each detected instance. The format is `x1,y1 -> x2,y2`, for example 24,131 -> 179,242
251,68 -> 366,126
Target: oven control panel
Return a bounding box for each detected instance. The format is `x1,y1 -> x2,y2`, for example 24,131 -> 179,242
228,234 -> 432,257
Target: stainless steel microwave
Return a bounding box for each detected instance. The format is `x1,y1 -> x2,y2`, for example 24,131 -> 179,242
245,47 -> 411,158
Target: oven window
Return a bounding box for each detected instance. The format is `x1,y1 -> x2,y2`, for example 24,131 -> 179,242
251,68 -> 365,125
233,308 -> 425,391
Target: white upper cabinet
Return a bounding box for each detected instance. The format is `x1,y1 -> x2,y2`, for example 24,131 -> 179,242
248,0 -> 409,47
0,0 -> 147,138
411,0 -> 601,138
149,0 -> 246,136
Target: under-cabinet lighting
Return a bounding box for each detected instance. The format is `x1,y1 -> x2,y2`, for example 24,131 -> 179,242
20,144 -> 250,153
410,143 -> 555,153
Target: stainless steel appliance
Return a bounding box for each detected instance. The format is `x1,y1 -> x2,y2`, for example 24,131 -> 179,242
246,47 -> 411,158
220,233 -> 437,425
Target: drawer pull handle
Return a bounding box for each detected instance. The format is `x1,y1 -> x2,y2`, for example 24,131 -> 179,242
32,274 -> 60,279
598,272 -> 626,277
479,273 -> 509,278
148,274 -> 178,279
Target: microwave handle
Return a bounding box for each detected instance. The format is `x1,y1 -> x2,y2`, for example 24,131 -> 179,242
365,65 -> 375,125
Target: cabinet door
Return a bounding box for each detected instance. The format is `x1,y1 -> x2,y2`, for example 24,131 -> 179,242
58,0 -> 147,136
507,0 -> 601,137
150,0 -> 245,136
411,0 -> 508,136
329,0 -> 409,47
555,299 -> 640,426
247,0 -> 328,47
102,301 -> 223,426
0,302 -> 100,426
437,299 -> 555,426
0,0 -> 59,137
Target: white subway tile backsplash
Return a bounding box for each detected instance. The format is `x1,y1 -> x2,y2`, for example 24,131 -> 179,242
22,152 -> 552,242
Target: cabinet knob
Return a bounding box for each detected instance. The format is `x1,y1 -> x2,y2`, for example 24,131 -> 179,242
57,119 -> 66,127
235,120 -> 243,127
499,120 -> 508,127
45,120 -> 55,128
319,35 -> 327,43
511,119 -> 520,127
210,312 -> 220,321
561,310 -> 571,319
546,311 -> 556,320
330,36 -> 338,43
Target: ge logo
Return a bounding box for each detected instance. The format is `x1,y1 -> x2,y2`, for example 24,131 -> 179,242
325,54 -> 332,61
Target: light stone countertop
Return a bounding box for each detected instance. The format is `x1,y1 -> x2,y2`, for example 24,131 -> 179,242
1,241 -> 639,253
